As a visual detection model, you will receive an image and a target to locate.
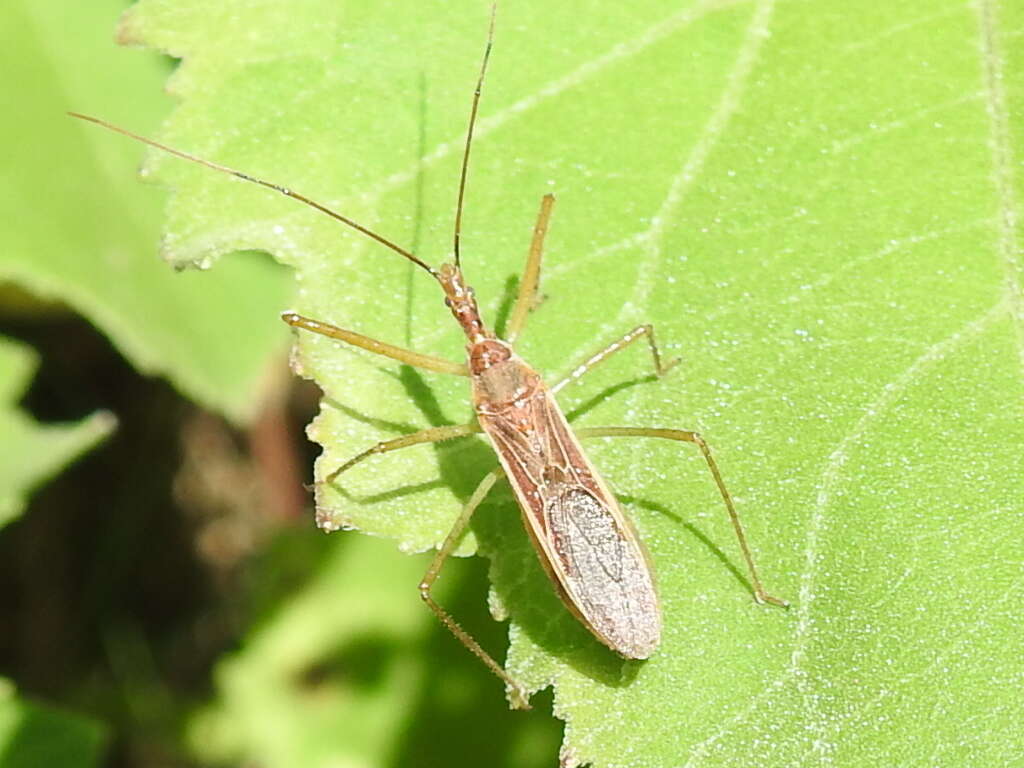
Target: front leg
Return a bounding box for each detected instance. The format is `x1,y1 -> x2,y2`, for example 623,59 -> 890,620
505,194 -> 555,344
283,312 -> 468,376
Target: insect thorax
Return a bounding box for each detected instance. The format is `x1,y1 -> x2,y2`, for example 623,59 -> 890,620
471,345 -> 542,420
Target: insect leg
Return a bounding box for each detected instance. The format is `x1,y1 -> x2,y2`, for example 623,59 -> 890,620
324,423 -> 483,485
418,467 -> 532,709
552,325 -> 681,394
575,426 -> 788,608
282,312 -> 468,376
505,193 -> 555,344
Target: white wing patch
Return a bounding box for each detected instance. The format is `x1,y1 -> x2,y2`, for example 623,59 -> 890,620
547,487 -> 660,659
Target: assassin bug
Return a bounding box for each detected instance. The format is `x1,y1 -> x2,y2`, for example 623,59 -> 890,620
71,5 -> 787,709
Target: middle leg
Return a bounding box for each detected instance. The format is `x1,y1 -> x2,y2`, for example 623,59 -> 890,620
323,422 -> 483,485
552,325 -> 681,394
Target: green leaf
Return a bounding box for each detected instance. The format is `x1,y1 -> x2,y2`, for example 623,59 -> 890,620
0,678 -> 107,768
111,0 -> 1024,765
0,338 -> 114,528
0,0 -> 292,424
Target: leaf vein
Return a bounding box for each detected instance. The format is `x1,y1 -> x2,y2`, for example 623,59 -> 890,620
373,0 -> 742,200
613,0 -> 778,416
681,299 -> 1007,766
975,0 -> 1024,381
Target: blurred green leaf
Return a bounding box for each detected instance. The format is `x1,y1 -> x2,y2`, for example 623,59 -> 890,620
0,0 -> 292,424
0,337 -> 114,527
111,0 -> 1024,765
0,678 -> 106,768
190,534 -> 429,767
190,532 -> 560,768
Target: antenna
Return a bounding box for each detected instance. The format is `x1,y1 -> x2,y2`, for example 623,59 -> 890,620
68,111 -> 440,280
452,3 -> 496,269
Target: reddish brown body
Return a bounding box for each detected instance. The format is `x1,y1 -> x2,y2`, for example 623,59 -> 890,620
442,265 -> 661,658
